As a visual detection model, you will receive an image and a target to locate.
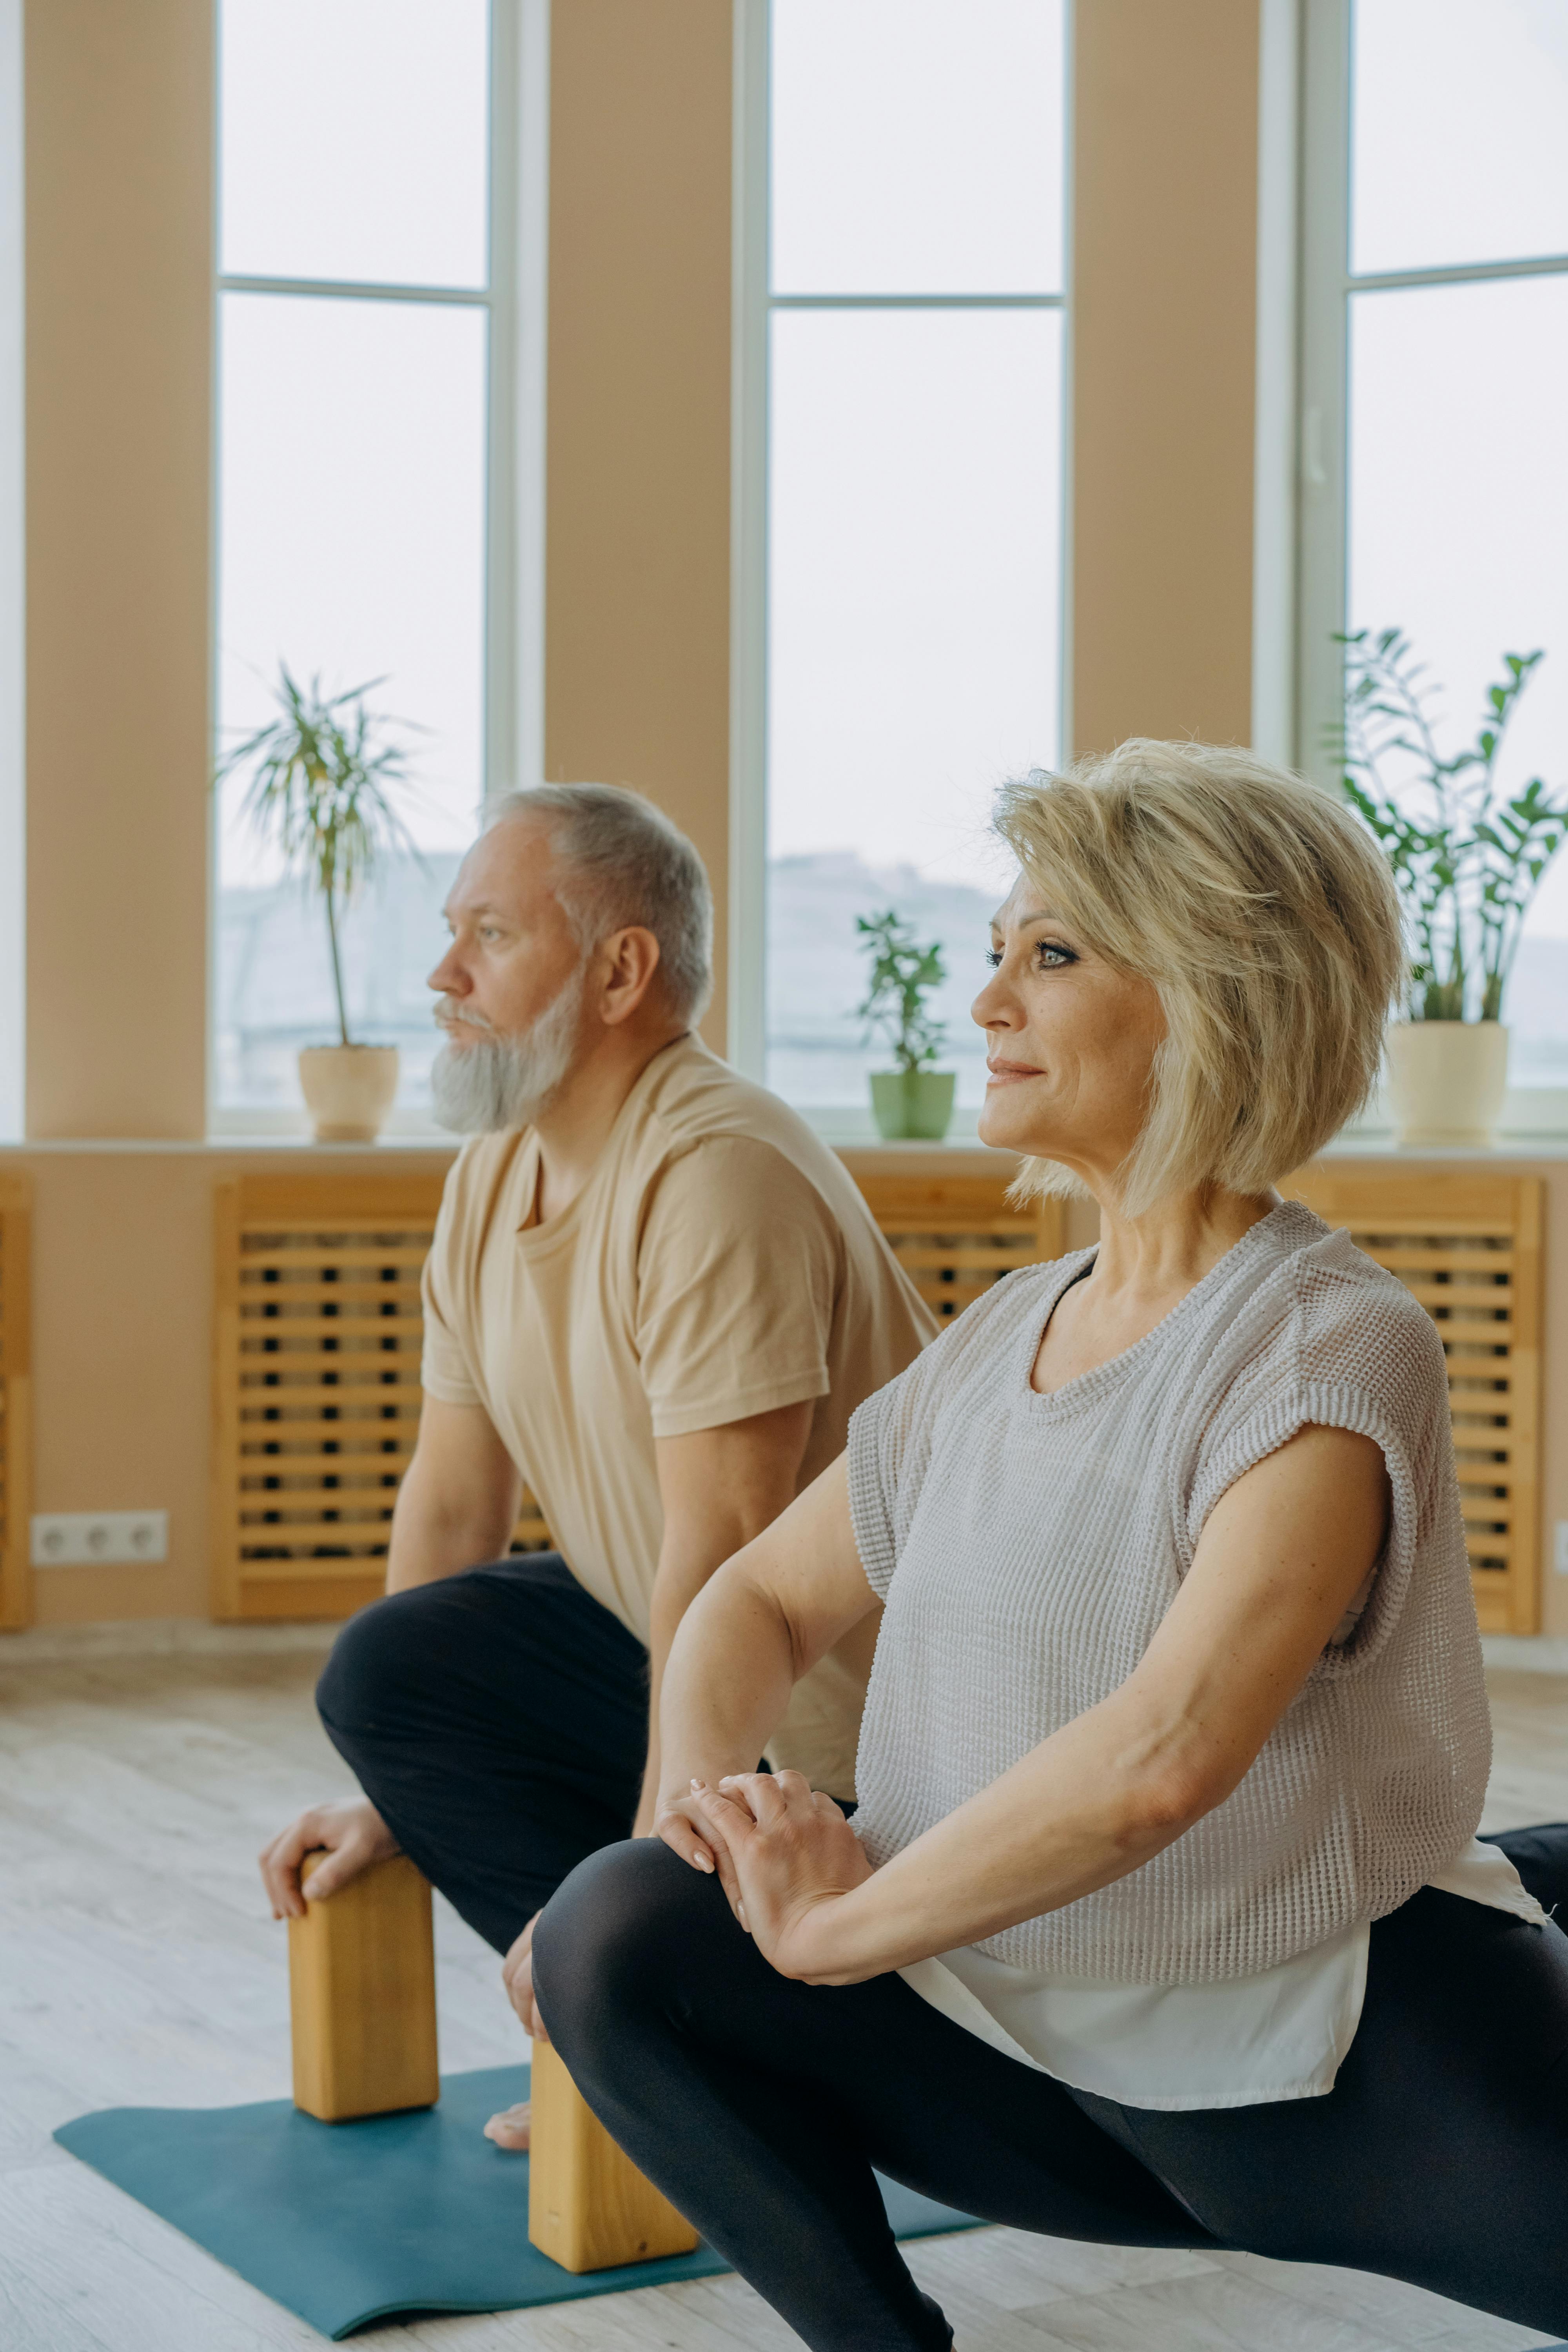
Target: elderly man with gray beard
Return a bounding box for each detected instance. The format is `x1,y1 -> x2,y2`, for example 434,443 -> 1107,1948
259,783 -> 935,2150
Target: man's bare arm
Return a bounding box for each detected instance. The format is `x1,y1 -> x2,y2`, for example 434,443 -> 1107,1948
385,1395 -> 523,1593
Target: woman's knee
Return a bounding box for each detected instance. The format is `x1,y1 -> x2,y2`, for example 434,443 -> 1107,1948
533,1838 -> 721,2045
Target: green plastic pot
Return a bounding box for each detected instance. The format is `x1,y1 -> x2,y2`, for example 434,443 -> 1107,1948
869,1070 -> 957,1141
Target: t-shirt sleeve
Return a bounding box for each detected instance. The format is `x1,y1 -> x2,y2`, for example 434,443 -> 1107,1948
634,1138 -> 843,1439
844,1289 -> 1004,1598
419,1163 -> 483,1407
1185,1265 -> 1456,1678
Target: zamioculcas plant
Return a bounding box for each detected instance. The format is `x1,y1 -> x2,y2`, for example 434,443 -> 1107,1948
1332,628 -> 1568,1023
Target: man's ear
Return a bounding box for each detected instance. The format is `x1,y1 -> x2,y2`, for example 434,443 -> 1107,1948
595,927 -> 664,1027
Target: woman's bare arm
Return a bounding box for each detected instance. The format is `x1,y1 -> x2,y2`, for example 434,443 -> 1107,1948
654,1454 -> 879,1870
685,1423 -> 1392,1980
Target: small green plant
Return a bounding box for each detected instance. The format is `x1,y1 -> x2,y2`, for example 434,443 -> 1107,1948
216,664 -> 420,1047
855,910 -> 947,1073
1331,628 -> 1568,1022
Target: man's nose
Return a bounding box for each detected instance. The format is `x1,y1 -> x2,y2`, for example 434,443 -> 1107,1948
428,946 -> 467,995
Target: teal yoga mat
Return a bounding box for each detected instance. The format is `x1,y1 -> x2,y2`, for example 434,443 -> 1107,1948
55,2062 -> 983,2340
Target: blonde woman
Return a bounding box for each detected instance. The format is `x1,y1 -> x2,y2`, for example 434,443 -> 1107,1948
533,743 -> 1568,2352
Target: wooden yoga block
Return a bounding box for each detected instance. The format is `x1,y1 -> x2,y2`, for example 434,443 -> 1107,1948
527,2034 -> 699,2273
289,1850 -> 441,2122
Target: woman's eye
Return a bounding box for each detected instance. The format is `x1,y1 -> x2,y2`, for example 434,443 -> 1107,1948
1035,942 -> 1076,969
984,947 -> 1003,969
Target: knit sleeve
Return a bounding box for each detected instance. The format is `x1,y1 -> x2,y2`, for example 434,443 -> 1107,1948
845,1355 -> 937,1599
1185,1261 -> 1459,1680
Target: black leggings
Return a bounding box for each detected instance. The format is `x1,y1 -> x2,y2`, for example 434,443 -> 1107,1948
316,1552 -> 649,1953
533,1829 -> 1568,2351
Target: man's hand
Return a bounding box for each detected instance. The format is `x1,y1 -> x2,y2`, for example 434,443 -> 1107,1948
678,1770 -> 874,1982
500,1911 -> 546,2040
258,1798 -> 400,1920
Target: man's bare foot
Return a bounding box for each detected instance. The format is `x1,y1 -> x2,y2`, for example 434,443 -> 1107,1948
483,2099 -> 531,2151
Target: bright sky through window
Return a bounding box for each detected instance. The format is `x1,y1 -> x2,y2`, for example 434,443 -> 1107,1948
1347,0 -> 1568,969
764,1 -> 1066,1109
214,0 -> 494,1111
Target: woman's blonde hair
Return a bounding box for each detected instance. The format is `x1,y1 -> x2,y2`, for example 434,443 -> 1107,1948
992,740 -> 1404,1217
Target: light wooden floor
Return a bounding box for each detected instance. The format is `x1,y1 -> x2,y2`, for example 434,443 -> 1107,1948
0,1646 -> 1563,2352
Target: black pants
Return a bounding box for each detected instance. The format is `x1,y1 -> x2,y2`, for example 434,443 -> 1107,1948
316,1553 -> 649,1953
533,1830 -> 1568,2352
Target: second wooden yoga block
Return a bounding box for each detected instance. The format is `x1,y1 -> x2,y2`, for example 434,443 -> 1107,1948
527,2034 -> 699,2272
289,1851 -> 441,2122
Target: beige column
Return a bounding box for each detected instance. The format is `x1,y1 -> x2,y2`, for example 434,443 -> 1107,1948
543,0 -> 734,1047
1070,0 -> 1260,756
24,0 -> 214,1138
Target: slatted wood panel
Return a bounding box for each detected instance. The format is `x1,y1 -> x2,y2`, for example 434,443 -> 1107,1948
212,1174 -> 551,1624
849,1171 -> 1065,1324
0,1176 -> 32,1630
1285,1170 -> 1543,1635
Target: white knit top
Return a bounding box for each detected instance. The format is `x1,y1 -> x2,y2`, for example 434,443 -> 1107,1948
846,1201 -> 1492,1985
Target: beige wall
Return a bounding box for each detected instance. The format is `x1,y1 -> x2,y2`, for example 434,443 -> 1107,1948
11,4 -> 1568,1641
1071,0 -> 1260,753
24,0 -> 213,1139
545,0 -> 733,1049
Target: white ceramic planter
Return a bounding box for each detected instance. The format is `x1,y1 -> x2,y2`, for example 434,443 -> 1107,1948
1385,1022 -> 1508,1148
298,1045 -> 400,1143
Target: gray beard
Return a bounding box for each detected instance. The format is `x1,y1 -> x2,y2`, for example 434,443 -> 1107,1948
429,967 -> 587,1134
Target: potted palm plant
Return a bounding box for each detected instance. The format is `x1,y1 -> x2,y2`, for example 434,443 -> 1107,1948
1334,629 -> 1568,1146
216,665 -> 419,1142
855,910 -> 956,1140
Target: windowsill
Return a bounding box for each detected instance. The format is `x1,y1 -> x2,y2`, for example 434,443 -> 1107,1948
5,1090 -> 1568,1160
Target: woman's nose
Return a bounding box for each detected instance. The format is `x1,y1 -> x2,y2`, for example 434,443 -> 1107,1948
971,970 -> 1018,1031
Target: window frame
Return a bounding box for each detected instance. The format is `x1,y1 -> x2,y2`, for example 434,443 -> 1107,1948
1298,0 -> 1568,1140
727,0 -> 1071,1133
207,0 -> 548,1139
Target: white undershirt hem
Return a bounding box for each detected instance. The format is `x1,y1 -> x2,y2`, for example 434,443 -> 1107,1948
898,1838 -> 1543,2112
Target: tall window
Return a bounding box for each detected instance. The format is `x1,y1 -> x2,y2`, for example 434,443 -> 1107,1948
214,0 -> 528,1127
743,0 -> 1067,1127
1302,0 -> 1568,1105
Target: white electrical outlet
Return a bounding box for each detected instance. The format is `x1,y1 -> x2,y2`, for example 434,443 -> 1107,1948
31,1511 -> 169,1568
1555,1522 -> 1568,1577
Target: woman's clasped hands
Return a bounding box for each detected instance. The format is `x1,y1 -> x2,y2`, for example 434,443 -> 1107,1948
657,1768 -> 875,1984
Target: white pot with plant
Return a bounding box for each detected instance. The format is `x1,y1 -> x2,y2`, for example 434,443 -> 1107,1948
216,665 -> 419,1142
855,910 -> 955,1141
1336,629 -> 1568,1147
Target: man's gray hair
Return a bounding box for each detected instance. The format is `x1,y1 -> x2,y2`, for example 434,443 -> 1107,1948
483,782 -> 714,1025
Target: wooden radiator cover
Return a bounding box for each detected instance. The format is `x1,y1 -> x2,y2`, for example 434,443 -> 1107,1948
213,1164 -> 1542,1635
0,1174 -> 32,1632
1285,1170 -> 1543,1635
212,1174 -> 550,1624
848,1172 -> 1064,1324
212,1167 -> 1065,1622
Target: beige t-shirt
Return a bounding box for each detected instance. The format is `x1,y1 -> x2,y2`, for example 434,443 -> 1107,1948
420,1034 -> 936,1795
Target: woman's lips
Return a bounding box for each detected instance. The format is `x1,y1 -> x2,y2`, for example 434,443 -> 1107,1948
985,1060 -> 1042,1086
